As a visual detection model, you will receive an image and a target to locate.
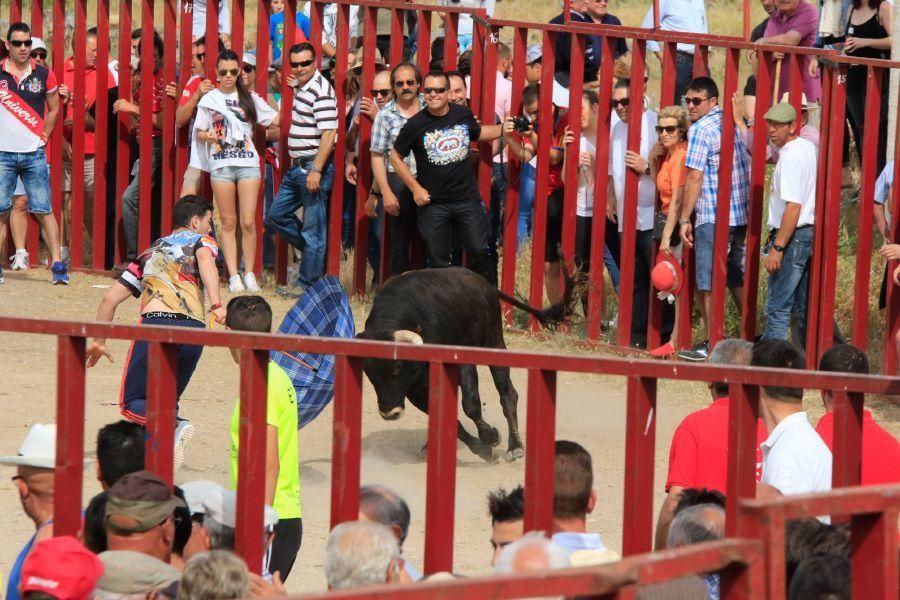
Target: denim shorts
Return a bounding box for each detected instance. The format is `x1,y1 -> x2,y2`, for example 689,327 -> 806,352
0,149 -> 52,214
694,223 -> 746,291
210,164 -> 261,183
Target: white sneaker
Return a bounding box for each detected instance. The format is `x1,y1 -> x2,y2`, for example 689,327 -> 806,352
10,251 -> 28,271
228,274 -> 245,292
243,272 -> 261,292
174,419 -> 195,471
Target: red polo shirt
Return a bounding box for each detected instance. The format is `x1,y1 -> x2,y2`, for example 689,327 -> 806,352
816,410 -> 900,486
665,397 -> 769,494
63,57 -> 116,154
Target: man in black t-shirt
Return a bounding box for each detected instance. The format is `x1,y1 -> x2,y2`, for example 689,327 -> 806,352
390,70 -> 508,282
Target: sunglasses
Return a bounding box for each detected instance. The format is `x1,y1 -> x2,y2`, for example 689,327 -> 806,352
655,125 -> 681,135
242,64 -> 255,73
423,86 -> 447,95
290,58 -> 314,68
371,88 -> 391,97
10,39 -> 33,48
683,95 -> 715,106
393,79 -> 417,88
195,52 -> 205,62
218,68 -> 239,77
611,97 -> 630,108
31,50 -> 47,59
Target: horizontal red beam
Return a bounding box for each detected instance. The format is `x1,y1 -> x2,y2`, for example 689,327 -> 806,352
287,539 -> 764,600
1,316 -> 898,394
739,484 -> 900,520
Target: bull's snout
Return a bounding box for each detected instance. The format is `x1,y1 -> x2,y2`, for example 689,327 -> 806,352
379,406 -> 405,420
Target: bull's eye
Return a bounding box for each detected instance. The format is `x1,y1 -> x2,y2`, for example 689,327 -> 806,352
392,361 -> 402,376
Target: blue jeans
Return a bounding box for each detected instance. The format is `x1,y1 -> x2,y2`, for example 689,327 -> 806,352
518,162 -> 535,250
0,149 -> 52,214
762,226 -> 813,342
694,223 -> 746,291
265,161 -> 335,288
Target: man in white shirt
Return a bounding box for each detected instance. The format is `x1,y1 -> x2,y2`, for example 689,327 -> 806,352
607,79 -> 669,348
760,103 -> 817,342
437,0 -> 498,53
641,0 -> 708,104
753,340 -> 832,496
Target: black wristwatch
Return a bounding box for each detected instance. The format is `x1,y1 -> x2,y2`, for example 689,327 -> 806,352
644,164 -> 651,176
772,243 -> 785,253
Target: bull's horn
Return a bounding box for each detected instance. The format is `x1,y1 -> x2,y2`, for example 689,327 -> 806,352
393,330 -> 424,344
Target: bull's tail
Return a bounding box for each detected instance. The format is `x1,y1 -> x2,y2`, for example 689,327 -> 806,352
497,254 -> 576,328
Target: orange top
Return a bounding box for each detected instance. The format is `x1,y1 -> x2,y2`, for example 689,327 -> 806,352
656,141 -> 688,215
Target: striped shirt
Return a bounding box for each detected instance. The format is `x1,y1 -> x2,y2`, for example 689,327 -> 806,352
288,71 -> 338,159
684,106 -> 750,227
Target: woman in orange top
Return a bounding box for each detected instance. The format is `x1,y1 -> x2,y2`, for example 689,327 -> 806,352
649,105 -> 689,357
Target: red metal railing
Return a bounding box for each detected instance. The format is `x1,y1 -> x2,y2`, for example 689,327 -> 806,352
1,315 -> 898,597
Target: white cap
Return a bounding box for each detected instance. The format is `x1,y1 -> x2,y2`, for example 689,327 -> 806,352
525,44 -> 543,65
779,91 -> 817,111
243,50 -> 257,68
0,423 -> 91,469
181,480 -> 226,515
31,37 -> 47,53
202,489 -> 279,529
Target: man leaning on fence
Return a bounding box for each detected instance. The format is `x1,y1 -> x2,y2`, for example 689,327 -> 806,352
265,42 -> 338,298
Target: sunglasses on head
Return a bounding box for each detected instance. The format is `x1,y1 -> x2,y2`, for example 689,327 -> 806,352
31,50 -> 47,59
290,58 -> 314,68
655,125 -> 681,135
195,52 -> 205,61
242,64 -> 255,73
423,86 -> 447,95
393,79 -> 417,88
10,39 -> 33,48
218,68 -> 239,77
371,88 -> 391,97
611,97 -> 630,108
683,95 -> 714,106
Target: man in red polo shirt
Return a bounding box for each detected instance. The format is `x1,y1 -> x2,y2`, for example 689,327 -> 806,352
61,27 -> 116,264
654,339 -> 769,549
816,344 -> 900,486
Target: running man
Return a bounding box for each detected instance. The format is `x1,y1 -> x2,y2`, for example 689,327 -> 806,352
86,195 -> 226,469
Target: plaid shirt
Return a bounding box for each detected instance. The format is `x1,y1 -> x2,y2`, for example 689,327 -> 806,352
271,275 -> 356,429
685,106 -> 750,227
370,96 -> 425,175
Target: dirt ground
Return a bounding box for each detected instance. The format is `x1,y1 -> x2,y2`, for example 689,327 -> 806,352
0,269 -> 898,594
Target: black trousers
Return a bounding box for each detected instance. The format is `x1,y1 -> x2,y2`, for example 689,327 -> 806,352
418,198 -> 493,282
629,229 -> 674,348
268,517 -> 302,582
386,172 -> 417,276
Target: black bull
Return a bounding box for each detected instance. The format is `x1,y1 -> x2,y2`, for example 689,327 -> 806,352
358,267 -> 566,462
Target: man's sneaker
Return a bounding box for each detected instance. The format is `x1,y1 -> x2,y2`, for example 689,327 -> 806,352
10,251 -> 28,271
677,340 -> 710,362
51,261 -> 69,285
228,274 -> 245,293
174,419 -> 195,471
276,283 -> 305,298
243,272 -> 261,292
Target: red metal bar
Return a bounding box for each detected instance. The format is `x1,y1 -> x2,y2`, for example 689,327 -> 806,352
416,10 -> 432,76
330,356 -> 363,528
850,509 -> 900,599
115,0 -> 133,264
424,362 -> 460,574
231,0 -> 245,60
175,0 -> 194,195
527,30 -> 555,332
707,47 -> 739,347
474,20 -> 496,213
10,0 -> 22,26
724,384 -> 760,535
54,335 -> 86,537
235,348 -> 269,574
621,376 -> 656,555
275,0 -> 298,285
389,6 -> 404,67
851,66 -> 881,348
586,37 -> 615,341
830,391 -> 863,488
309,0 -> 324,57
93,0 -> 111,270
328,2 -> 350,278
523,369 -> 557,534
161,0 -> 178,235
138,0 -> 155,252
659,42 -> 677,107
442,12 -> 459,71
652,0 -> 660,29
49,0 -> 64,246
30,0 -> 43,41
144,342 -> 177,484
560,33 -> 584,268
70,0 -> 88,268
885,97 -> 900,373
615,41 -> 647,347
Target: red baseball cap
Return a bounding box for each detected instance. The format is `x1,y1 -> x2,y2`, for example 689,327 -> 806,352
651,254 -> 683,296
20,536 -> 104,600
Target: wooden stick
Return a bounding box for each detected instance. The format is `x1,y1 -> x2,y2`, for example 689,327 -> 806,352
773,57 -> 783,103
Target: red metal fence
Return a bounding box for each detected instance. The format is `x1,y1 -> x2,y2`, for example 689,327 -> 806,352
4,0 -> 900,370
0,315 -> 897,598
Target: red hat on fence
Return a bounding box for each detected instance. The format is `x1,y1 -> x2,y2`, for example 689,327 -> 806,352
652,254 -> 683,302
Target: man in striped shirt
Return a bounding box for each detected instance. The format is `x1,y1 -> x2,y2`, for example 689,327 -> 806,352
265,42 -> 337,297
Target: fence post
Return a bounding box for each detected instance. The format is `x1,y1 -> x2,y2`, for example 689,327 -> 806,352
71,0 -> 87,269
524,369 -> 557,534
830,391 -> 863,488
54,335 -> 86,537
145,341 -> 178,484
621,376 -> 657,555
424,362 -> 460,574
850,508 -> 900,598
724,383 -> 760,536
330,356 -> 363,529
93,0 -> 111,271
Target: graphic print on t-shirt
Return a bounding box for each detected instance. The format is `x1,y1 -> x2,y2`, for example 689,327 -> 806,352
210,97 -> 255,161
423,123 -> 471,166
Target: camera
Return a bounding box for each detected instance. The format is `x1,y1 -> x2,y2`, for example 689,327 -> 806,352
512,116 -> 532,133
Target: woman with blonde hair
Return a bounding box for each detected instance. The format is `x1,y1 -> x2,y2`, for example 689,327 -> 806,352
648,105 -> 690,357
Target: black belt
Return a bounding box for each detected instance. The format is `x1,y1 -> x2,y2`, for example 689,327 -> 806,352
292,156 -> 317,168
770,224 -> 813,234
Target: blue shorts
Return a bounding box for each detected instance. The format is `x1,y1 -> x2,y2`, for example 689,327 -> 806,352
694,223 -> 746,291
210,164 -> 261,183
0,149 -> 52,214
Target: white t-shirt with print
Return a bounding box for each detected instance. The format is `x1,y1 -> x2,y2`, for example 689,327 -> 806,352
577,135 -> 596,217
193,88 -> 277,172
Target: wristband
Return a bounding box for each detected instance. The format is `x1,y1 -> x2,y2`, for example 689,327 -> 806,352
209,302 -> 223,312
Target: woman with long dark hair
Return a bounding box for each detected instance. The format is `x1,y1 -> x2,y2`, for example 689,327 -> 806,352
193,49 -> 279,292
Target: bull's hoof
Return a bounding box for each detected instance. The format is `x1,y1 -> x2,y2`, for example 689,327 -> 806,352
505,446 -> 525,462
473,443 -> 497,463
479,426 -> 501,447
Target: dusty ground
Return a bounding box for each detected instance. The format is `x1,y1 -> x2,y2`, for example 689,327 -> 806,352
0,269 -> 898,594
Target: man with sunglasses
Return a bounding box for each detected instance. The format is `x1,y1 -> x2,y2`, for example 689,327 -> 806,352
0,22 -> 66,284
676,77 -> 751,362
390,70 -> 507,283
370,63 -> 425,277
266,42 -> 338,297
28,37 -> 47,67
